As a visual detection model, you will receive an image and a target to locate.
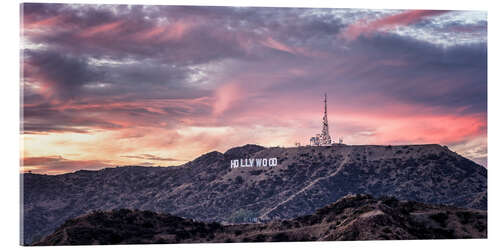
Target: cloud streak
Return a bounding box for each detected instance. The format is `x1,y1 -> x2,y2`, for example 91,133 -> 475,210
342,10 -> 451,40
22,155 -> 114,174
121,154 -> 184,162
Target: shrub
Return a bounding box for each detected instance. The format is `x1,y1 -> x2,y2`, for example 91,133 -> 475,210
235,176 -> 244,184
456,211 -> 473,224
430,212 -> 449,227
272,233 -> 289,241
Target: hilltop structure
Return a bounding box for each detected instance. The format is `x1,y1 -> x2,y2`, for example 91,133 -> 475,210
310,93 -> 333,146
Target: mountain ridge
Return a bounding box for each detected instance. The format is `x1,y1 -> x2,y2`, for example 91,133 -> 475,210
32,194 -> 487,245
22,143 -> 487,244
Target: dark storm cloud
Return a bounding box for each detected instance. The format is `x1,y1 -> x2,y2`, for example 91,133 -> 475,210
345,34 -> 487,114
21,4 -> 487,134
23,4 -> 251,64
22,101 -> 126,134
21,4 -> 488,172
24,50 -> 103,99
21,95 -> 214,134
23,4 -> 347,64
222,29 -> 487,120
21,4 -> 349,134
24,49 -> 209,102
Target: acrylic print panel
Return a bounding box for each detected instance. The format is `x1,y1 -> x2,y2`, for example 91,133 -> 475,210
20,3 -> 487,245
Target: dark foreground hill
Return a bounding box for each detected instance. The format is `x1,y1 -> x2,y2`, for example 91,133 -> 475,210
22,144 -> 487,244
33,194 -> 487,245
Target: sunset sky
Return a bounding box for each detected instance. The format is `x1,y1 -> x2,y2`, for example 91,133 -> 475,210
21,4 -> 487,174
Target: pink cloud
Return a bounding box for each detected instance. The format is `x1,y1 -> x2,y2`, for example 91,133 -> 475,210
213,83 -> 242,116
79,21 -> 124,38
23,15 -> 64,30
344,113 -> 485,146
131,21 -> 194,42
342,10 -> 451,40
261,37 -> 297,55
22,93 -> 487,174
259,37 -> 325,58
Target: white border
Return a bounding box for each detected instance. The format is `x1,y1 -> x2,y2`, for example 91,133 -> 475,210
1,0 -> 497,249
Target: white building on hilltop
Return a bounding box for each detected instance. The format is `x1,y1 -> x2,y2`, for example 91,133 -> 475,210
310,93 -> 333,146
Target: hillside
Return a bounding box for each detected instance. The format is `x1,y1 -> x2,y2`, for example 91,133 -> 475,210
33,194 -> 487,245
22,144 -> 487,244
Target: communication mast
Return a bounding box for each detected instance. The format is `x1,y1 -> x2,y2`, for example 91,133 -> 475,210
310,93 -> 333,146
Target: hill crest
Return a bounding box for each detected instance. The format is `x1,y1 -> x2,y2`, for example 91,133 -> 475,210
22,143 -> 486,244
33,194 -> 487,245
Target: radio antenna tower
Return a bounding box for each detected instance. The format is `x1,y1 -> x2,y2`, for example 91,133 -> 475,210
309,93 -> 333,146
320,93 -> 332,145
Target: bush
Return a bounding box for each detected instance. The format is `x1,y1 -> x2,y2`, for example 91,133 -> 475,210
272,233 -> 289,241
430,212 -> 449,227
456,211 -> 473,224
235,176 -> 244,184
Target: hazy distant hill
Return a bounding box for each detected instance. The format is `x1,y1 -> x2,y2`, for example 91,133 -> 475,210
33,194 -> 487,245
22,144 -> 487,244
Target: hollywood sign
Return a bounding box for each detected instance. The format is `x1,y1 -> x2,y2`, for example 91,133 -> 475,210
230,158 -> 278,168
